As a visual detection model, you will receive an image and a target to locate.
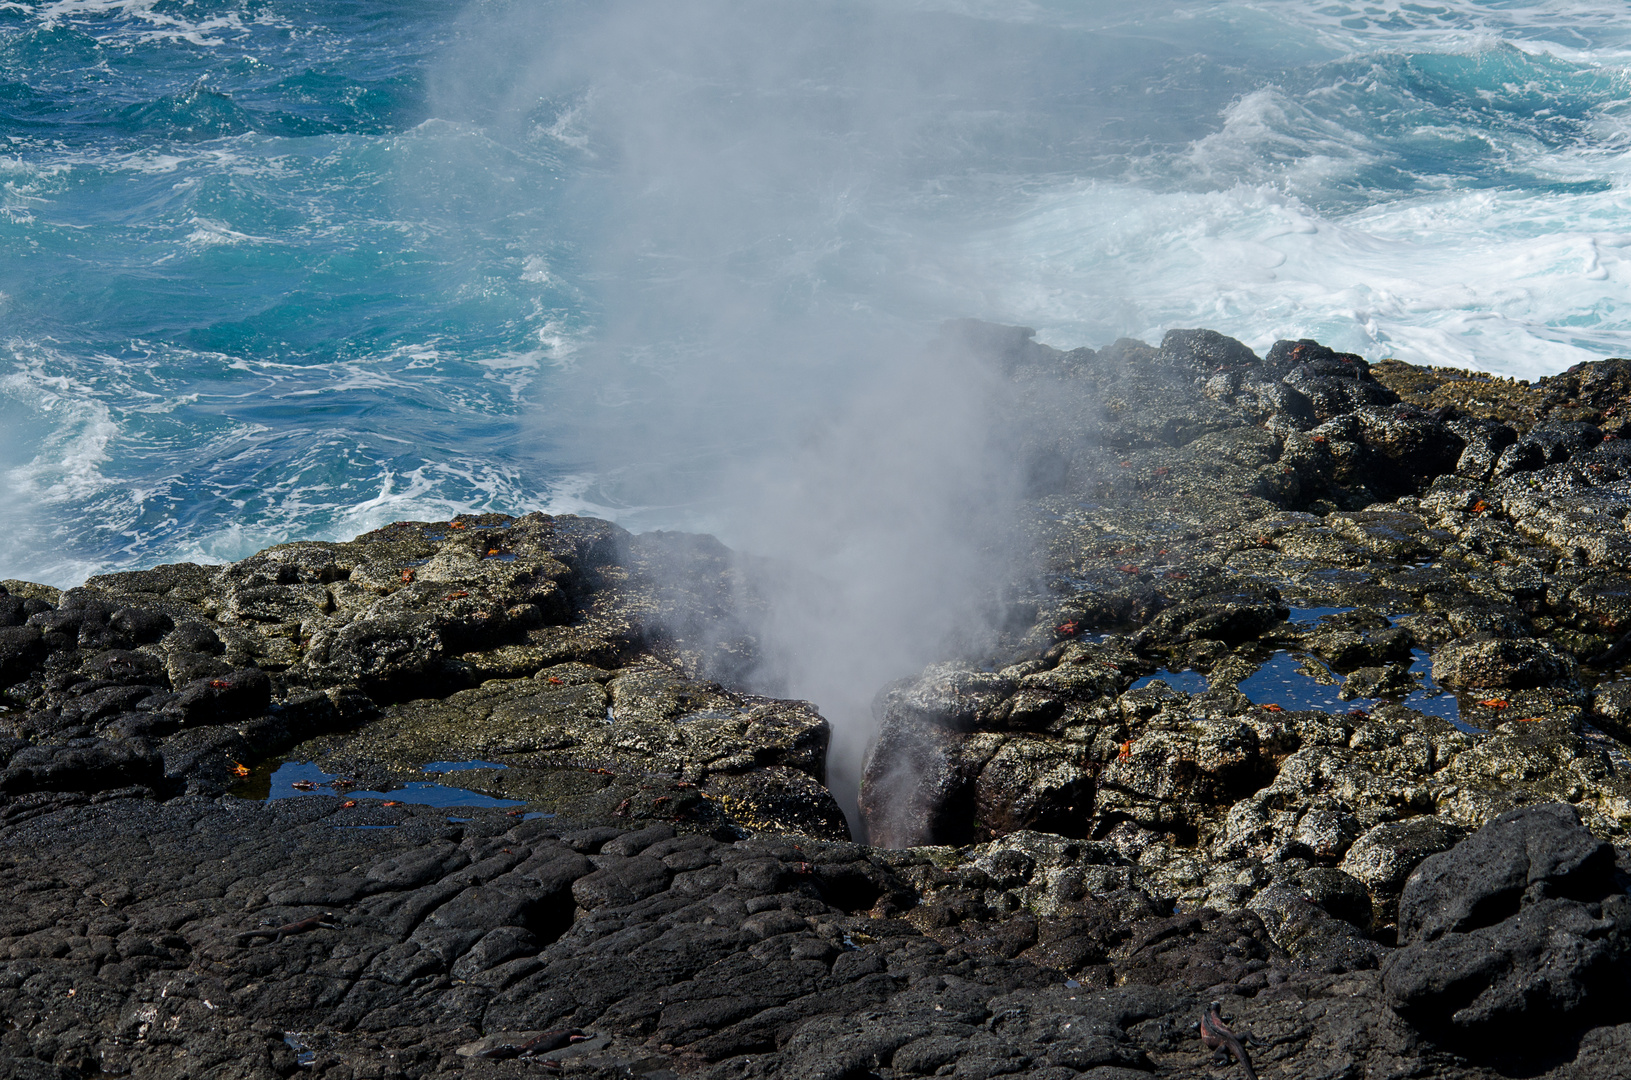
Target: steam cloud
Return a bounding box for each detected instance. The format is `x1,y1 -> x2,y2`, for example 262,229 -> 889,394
432,0 -> 1118,834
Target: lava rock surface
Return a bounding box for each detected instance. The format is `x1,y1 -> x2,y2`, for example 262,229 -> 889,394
7,323 -> 1631,1078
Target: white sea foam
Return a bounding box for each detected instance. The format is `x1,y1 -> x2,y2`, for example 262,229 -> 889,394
975,177 -> 1631,378
183,216 -> 268,248
7,0 -> 1631,589
0,346 -> 127,583
963,21 -> 1631,380
32,0 -> 285,47
171,454 -> 543,569
1245,0 -> 1631,60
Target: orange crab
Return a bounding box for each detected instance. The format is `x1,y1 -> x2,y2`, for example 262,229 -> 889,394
1472,500 -> 1488,513
1478,699 -> 1510,709
399,568 -> 415,584
1118,739 -> 1133,761
1055,620 -> 1080,636
230,761 -> 251,778
1261,703 -> 1285,713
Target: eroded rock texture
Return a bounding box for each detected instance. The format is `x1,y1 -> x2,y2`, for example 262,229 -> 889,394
7,322 -> 1631,1078
0,516 -> 844,840
5,797 -> 1631,1079
861,325 -> 1631,922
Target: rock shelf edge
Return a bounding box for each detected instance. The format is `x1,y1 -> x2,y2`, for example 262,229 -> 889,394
5,322 -> 1631,1079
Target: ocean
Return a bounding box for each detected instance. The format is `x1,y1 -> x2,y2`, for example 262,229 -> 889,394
2,0 -> 1630,588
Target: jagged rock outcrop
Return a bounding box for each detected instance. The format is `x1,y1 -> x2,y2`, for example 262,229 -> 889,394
0,515 -> 846,839
7,323 -> 1631,1078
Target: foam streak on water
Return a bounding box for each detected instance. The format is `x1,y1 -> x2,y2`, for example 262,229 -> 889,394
1,0 -> 1630,581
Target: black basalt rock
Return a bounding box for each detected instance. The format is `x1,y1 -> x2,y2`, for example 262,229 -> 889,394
166,666 -> 272,726
1493,421 -> 1604,480
1159,328 -> 1260,374
0,738 -> 166,795
10,326 -> 1631,1080
0,624 -> 46,684
1382,803 -> 1631,1054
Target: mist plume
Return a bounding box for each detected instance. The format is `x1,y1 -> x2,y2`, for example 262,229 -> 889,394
431,0 -> 1115,835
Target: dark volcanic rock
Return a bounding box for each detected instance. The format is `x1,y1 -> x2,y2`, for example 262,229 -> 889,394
0,796 -> 1465,1080
1340,815 -> 1467,929
1383,803 -> 1631,1051
0,513 -> 848,839
12,323 -> 1631,1079
1432,636 -> 1579,689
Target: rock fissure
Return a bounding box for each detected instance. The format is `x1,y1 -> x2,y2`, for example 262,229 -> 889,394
6,326 -> 1631,1077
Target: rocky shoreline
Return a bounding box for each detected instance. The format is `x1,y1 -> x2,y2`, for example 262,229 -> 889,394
5,324 -> 1631,1079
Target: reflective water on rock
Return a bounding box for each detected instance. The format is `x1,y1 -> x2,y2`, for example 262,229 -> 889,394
1286,605 -> 1357,626
254,760 -> 526,809
1132,647 -> 1472,732
1130,669 -> 1208,695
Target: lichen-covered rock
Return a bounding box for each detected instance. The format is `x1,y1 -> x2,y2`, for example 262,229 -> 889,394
1591,680 -> 1631,743
15,322 -> 1631,1079
1247,878 -> 1385,971
0,512 -> 851,840
1340,815 -> 1466,929
1432,636 -> 1578,689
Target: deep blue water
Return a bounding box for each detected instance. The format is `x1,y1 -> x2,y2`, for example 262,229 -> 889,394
4,0 -> 1631,584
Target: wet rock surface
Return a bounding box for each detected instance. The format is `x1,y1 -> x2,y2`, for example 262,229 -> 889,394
8,323 -> 1631,1077
0,515 -> 844,841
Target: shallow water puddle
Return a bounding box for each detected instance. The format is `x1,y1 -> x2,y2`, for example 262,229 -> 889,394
1131,669 -> 1208,694
1235,652 -> 1349,712
255,760 -> 527,810
1403,650 -> 1474,732
1133,648 -> 1471,732
283,1034 -> 316,1068
1285,605 -> 1356,626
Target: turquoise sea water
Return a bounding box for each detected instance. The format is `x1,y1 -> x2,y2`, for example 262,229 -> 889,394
4,0 -> 1631,583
